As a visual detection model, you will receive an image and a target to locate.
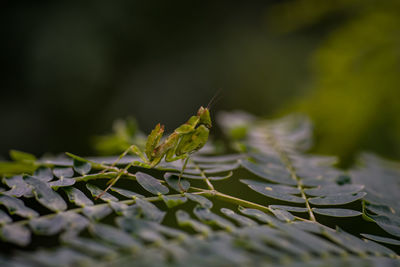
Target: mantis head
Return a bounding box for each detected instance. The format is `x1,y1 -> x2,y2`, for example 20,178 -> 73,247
197,106 -> 212,128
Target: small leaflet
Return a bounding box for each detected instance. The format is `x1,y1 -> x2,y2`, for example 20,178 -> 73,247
220,208 -> 257,227
109,201 -> 129,215
193,206 -> 235,231
90,223 -> 140,249
308,192 -> 366,206
240,159 -> 297,186
185,193 -> 213,209
24,176 -> 67,212
111,187 -> 143,199
304,184 -> 364,197
53,167 -> 74,179
176,210 -> 211,235
62,236 -> 116,257
33,167 -> 54,182
135,172 -> 169,195
49,178 -> 75,188
29,214 -> 67,235
238,207 -> 276,224
86,184 -> 118,202
164,173 -> 190,192
268,205 -> 308,213
2,175 -> 33,198
161,195 -> 187,208
312,208 -> 362,217
240,179 -> 305,203
269,208 -> 295,222
0,210 -> 12,225
61,212 -> 90,235
73,159 -> 92,175
0,195 -> 39,218
164,172 -> 233,181
191,154 -> 243,163
135,198 -> 166,223
82,205 -> 112,221
0,224 -> 31,246
360,233 -> 400,246
63,187 -> 93,207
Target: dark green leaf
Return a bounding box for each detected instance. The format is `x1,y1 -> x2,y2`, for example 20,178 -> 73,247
0,195 -> 38,218
193,206 -> 235,231
33,167 -> 53,182
2,175 -> 33,198
240,159 -> 296,185
313,208 -> 362,217
176,210 -> 211,235
53,167 -> 74,179
86,184 -> 118,202
110,187 -> 143,199
241,179 -> 305,203
24,176 -> 67,212
135,172 -> 169,195
220,208 -> 257,227
90,223 -> 140,249
83,205 -> 112,221
0,224 -> 30,246
185,193 -> 213,209
161,195 -> 187,208
269,205 -> 308,213
73,159 -> 92,175
309,192 -> 366,206
0,210 -> 12,225
63,187 -> 93,207
304,184 -> 364,197
164,173 -> 190,192
29,215 -> 67,235
360,234 -> 400,246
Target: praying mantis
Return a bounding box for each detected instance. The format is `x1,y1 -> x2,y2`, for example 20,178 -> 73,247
96,105 -> 213,199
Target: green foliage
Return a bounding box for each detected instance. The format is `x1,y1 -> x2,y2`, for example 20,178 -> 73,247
271,0 -> 400,162
0,113 -> 399,266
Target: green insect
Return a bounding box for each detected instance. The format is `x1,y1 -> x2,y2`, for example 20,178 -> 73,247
97,105 -> 213,198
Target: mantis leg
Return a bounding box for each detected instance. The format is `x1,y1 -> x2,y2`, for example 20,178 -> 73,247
102,144 -> 148,173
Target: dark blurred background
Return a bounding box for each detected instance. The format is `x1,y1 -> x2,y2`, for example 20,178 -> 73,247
1,0 -> 400,165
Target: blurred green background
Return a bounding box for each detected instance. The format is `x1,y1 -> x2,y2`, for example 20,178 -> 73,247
1,0 -> 399,165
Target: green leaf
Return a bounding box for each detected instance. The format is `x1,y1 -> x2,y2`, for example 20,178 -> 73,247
160,195 -> 187,208
134,198 -> 166,223
0,224 -> 30,246
312,208 -> 362,217
49,178 -> 75,188
269,208 -> 295,222
24,176 -> 67,212
135,172 -> 169,195
308,192 -> 366,206
0,195 -> 38,218
240,179 -> 305,203
0,210 -> 12,225
53,167 -> 74,179
193,206 -> 235,231
304,184 -> 364,197
86,184 -> 118,202
164,173 -> 190,192
33,167 -> 53,182
90,223 -> 140,249
73,159 -> 92,175
238,207 -> 276,224
29,214 -> 67,235
83,205 -> 112,221
9,150 -> 36,162
110,187 -> 143,199
220,208 -> 257,227
185,193 -> 213,209
2,175 -> 33,198
176,210 -> 211,235
240,159 -> 296,186
63,187 -> 93,207
360,234 -> 400,246
268,205 -> 308,213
